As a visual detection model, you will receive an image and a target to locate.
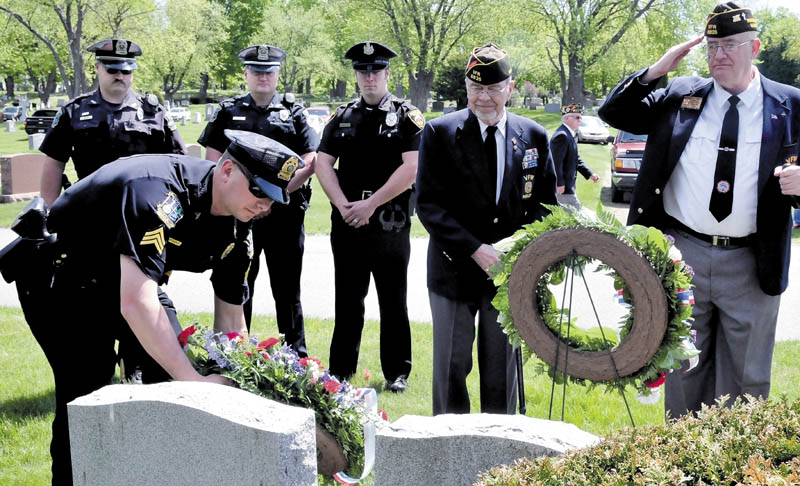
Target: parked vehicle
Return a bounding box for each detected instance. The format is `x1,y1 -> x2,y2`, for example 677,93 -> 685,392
24,109 -> 58,135
1,105 -> 23,122
305,106 -> 331,123
305,114 -> 325,137
610,130 -> 648,203
577,115 -> 610,144
167,106 -> 191,123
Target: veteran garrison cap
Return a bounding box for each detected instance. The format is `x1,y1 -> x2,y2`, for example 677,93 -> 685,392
223,129 -> 304,205
705,2 -> 758,38
465,43 -> 511,86
238,45 -> 286,73
88,39 -> 141,70
345,41 -> 397,72
562,104 -> 583,115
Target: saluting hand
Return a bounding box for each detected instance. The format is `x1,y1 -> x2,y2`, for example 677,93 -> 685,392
642,35 -> 705,84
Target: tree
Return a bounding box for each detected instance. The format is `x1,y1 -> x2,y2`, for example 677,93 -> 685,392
756,8 -> 800,87
210,0 -> 269,89
432,57 -> 467,108
526,0 -> 710,105
368,0 -> 485,111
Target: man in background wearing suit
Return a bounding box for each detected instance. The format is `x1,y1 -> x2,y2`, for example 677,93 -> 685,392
416,43 -> 557,415
599,2 -> 800,417
550,103 -> 600,209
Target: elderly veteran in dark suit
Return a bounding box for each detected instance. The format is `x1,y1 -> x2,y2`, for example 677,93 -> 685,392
416,43 -> 557,415
599,2 -> 800,417
551,103 -> 600,208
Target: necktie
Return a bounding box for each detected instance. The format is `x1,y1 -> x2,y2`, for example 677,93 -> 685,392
709,95 -> 740,222
485,125 -> 498,201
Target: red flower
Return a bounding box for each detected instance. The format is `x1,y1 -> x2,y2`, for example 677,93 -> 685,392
257,337 -> 280,351
226,332 -> 242,340
299,357 -> 323,368
645,372 -> 667,389
324,379 -> 342,394
378,409 -> 388,421
177,325 -> 196,347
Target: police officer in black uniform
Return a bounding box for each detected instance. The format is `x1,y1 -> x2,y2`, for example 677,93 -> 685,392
198,44 -> 318,356
3,130 -> 303,486
39,38 -> 186,207
316,41 -> 425,392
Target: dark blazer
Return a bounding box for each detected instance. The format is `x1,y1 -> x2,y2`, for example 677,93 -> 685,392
599,68 -> 800,296
551,124 -> 594,194
416,108 -> 557,300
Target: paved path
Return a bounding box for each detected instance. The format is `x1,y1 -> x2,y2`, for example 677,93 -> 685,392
1,227 -> 798,341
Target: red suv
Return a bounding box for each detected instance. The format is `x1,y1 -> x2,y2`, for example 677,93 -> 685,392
610,130 -> 647,202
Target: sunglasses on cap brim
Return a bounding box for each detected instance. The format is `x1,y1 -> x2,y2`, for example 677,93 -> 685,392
232,160 -> 273,200
103,66 -> 133,75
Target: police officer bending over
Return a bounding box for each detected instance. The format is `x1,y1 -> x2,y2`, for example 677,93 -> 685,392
316,41 -> 425,392
1,130 -> 302,486
38,38 -> 186,207
199,44 -> 318,356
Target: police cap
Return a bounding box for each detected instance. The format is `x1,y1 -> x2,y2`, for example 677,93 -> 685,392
465,43 -> 511,85
705,2 -> 758,38
238,45 -> 286,73
344,41 -> 397,72
88,39 -> 141,70
223,129 -> 304,205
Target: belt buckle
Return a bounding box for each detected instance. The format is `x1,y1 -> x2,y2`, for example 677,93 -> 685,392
361,190 -> 373,200
712,235 -> 730,247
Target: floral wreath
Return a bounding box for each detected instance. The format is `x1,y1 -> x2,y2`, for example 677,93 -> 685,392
491,204 -> 700,400
177,326 -> 383,482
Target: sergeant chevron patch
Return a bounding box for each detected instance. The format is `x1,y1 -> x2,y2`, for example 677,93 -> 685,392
141,227 -> 166,254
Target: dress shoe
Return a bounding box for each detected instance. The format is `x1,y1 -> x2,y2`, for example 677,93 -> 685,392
386,375 -> 408,393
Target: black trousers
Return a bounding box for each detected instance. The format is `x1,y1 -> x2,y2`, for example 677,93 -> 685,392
243,201 -> 308,357
17,269 -> 177,486
328,221 -> 412,381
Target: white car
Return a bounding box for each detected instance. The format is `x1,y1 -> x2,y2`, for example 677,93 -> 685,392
306,114 -> 325,136
167,107 -> 191,123
577,115 -> 611,144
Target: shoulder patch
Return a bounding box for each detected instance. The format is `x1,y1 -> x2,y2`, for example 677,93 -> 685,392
51,108 -> 63,128
140,227 -> 166,254
156,192 -> 184,229
408,109 -> 425,129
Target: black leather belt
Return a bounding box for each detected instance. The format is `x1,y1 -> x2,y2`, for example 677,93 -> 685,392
666,217 -> 752,248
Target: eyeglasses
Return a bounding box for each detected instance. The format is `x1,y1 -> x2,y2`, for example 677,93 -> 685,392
466,83 -> 508,96
705,39 -> 753,56
104,66 -> 132,75
233,160 -> 271,200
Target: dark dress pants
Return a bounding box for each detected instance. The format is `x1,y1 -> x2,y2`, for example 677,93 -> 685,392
430,290 -> 517,415
243,201 -> 308,357
17,269 -> 177,486
328,221 -> 412,381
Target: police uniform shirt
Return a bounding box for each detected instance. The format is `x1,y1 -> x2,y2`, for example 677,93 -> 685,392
40,89 -> 186,179
198,92 -> 319,156
47,154 -> 252,305
318,92 -> 424,203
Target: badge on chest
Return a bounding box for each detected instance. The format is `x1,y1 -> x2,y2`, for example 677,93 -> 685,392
522,148 -> 538,169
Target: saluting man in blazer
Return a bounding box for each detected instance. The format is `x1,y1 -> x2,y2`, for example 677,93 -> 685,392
416,43 -> 557,415
599,2 -> 800,417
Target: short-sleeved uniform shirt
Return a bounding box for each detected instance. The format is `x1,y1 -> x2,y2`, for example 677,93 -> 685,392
47,154 -> 252,305
318,92 -> 424,214
198,92 -> 318,158
40,89 -> 186,179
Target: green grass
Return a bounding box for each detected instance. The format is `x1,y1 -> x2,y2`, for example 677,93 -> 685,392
3,306 -> 800,484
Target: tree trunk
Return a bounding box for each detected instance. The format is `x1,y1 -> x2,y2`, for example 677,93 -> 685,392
564,54 -> 585,105
41,71 -> 57,107
305,77 -> 311,96
4,76 -> 15,98
334,79 -> 347,99
199,73 -> 209,99
408,70 -> 433,112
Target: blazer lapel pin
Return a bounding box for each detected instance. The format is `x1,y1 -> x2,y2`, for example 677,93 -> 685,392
681,96 -> 702,110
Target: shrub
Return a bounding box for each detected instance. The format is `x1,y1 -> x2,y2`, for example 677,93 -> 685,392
477,396 -> 800,486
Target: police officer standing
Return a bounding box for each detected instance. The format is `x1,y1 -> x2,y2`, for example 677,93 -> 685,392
198,45 -> 318,356
4,131 -> 303,486
39,38 -> 186,207
316,41 -> 425,392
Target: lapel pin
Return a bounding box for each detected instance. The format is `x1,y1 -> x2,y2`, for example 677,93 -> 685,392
681,96 -> 702,110
771,114 -> 778,120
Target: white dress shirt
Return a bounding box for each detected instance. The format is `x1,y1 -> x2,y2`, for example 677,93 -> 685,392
663,69 -> 762,237
478,110 -> 508,204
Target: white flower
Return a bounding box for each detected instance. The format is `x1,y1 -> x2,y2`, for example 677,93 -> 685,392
668,245 -> 683,262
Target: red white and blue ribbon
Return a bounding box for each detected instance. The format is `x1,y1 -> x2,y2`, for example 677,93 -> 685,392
677,289 -> 695,306
332,388 -> 377,485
